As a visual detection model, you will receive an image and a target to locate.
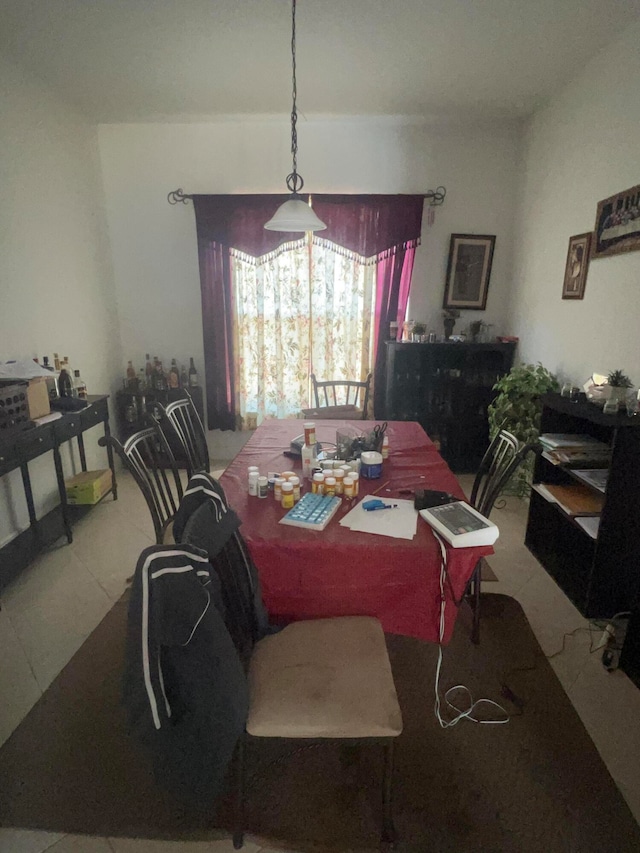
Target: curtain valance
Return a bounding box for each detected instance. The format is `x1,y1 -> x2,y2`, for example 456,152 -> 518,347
193,194 -> 425,260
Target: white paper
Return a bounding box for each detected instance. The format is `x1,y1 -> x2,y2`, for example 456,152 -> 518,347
340,498 -> 418,540
33,412 -> 63,425
0,359 -> 54,379
575,516 -> 600,539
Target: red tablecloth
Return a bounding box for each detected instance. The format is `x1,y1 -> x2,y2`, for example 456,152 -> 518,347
220,420 -> 493,644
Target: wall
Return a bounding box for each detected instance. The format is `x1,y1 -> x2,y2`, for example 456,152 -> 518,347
511,19 -> 640,386
0,55 -> 120,545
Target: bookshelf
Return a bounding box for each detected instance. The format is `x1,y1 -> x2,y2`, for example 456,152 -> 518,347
525,393 -> 640,620
382,341 -> 516,472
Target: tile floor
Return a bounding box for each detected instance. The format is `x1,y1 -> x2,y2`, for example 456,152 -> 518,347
1,470 -> 639,852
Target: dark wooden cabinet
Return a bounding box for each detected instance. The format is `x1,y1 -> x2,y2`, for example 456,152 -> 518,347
525,393 -> 640,621
382,341 -> 516,472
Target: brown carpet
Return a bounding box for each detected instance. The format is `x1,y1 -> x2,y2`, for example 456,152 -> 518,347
1,593 -> 639,853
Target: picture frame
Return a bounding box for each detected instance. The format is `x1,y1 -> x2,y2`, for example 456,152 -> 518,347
562,232 -> 591,300
592,183 -> 640,259
443,234 -> 495,310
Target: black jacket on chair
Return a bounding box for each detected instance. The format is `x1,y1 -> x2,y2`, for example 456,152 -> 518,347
122,545 -> 248,803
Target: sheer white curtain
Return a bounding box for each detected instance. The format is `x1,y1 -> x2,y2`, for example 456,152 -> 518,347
232,237 -> 376,425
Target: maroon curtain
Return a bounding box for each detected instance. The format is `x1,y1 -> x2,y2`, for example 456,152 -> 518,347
193,194 -> 424,429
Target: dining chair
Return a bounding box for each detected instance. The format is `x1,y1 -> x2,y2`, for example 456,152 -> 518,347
154,390 -> 210,477
301,373 -> 372,420
466,429 -> 539,643
99,422 -> 183,544
180,500 -> 402,849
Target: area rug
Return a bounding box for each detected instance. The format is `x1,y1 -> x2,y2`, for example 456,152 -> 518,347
1,594 -> 639,853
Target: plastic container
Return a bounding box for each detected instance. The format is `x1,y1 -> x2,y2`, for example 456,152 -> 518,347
360,451 -> 383,479
324,476 -> 336,497
290,476 -> 301,501
248,471 -> 259,496
281,482 -> 294,509
274,477 -> 285,501
257,475 -> 268,498
382,435 -> 389,460
312,472 -> 325,494
343,476 -> 355,498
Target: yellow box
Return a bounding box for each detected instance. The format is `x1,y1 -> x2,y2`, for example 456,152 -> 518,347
27,378 -> 51,420
65,469 -> 113,505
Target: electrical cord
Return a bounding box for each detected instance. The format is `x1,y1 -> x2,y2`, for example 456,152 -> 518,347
432,532 -> 509,728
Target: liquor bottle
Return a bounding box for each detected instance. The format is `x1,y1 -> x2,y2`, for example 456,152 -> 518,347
155,360 -> 166,391
126,360 -> 136,384
42,356 -> 54,371
169,358 -> 180,389
145,353 -> 153,383
58,368 -> 73,397
138,367 -> 146,391
53,353 -> 61,371
180,364 -> 188,388
73,369 -> 87,399
188,357 -> 198,387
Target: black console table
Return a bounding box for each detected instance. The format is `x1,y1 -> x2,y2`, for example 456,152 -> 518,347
0,395 -> 117,592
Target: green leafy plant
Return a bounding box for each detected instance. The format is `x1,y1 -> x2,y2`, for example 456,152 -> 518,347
412,322 -> 427,337
607,369 -> 633,388
487,362 -> 559,496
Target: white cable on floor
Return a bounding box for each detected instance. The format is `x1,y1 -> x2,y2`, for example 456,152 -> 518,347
432,531 -> 510,728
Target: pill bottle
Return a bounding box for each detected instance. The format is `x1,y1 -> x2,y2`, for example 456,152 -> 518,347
382,435 -> 389,460
303,421 -> 316,446
289,476 -> 301,502
343,476 -> 355,498
351,472 -> 360,496
247,466 -> 259,491
334,469 -> 345,494
281,482 -> 294,509
312,472 -> 325,494
274,477 -> 285,501
248,471 -> 259,496
281,470 -> 296,481
324,476 -> 336,497
257,475 -> 268,498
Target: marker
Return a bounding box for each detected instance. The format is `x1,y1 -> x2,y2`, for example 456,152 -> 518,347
363,499 -> 398,512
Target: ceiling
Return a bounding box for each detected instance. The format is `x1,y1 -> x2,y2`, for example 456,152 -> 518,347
1,0 -> 639,123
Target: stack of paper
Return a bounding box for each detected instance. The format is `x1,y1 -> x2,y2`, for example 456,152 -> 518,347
340,498 -> 418,540
533,483 -> 603,516
540,433 -> 611,466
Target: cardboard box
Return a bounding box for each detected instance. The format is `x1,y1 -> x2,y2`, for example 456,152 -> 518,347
65,469 -> 113,505
27,377 -> 51,420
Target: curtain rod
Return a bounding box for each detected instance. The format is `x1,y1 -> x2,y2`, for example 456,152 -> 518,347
167,187 -> 446,206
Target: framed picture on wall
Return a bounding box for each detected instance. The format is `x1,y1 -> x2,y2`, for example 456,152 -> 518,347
562,232 -> 592,299
592,183 -> 640,258
443,234 -> 496,310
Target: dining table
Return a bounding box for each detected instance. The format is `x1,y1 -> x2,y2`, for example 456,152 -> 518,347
219,419 -> 494,644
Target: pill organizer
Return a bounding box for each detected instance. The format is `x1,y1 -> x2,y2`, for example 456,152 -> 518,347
279,492 -> 342,531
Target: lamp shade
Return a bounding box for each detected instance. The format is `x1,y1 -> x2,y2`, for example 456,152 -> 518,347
264,197 -> 326,232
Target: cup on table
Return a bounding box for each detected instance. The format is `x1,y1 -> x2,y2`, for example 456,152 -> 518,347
625,389 -> 639,417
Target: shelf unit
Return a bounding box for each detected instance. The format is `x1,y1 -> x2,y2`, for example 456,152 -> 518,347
383,341 -> 516,472
525,393 -> 640,620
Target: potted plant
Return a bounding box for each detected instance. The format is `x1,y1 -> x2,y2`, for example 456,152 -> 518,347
605,369 -> 633,413
487,362 -> 559,496
469,319 -> 483,343
411,322 -> 427,342
442,309 -> 460,339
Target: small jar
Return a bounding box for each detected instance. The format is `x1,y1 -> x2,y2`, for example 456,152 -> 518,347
248,471 -> 259,496
351,472 -> 360,495
343,476 -> 355,498
320,460 -> 334,473
334,469 -> 345,494
382,435 -> 389,460
312,472 -> 325,494
281,470 -> 296,481
360,451 -> 383,480
340,463 -> 353,476
281,481 -> 294,509
290,476 -> 301,501
332,459 -> 346,470
247,466 -> 259,490
257,475 -> 268,499
268,476 -> 277,492
274,477 -> 285,501
324,476 -> 336,497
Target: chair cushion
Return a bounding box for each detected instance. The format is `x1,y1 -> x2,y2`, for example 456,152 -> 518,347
246,616 -> 402,738
301,405 -> 362,420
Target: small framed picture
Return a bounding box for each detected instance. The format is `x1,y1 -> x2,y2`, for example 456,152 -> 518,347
592,183 -> 640,259
443,234 -> 496,310
562,232 -> 591,300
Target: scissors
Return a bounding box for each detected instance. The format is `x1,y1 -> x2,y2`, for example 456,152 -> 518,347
373,422 -> 388,441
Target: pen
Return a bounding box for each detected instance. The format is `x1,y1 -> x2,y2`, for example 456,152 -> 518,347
364,503 -> 398,512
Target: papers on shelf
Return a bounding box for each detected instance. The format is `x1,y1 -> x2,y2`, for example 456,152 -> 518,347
33,412 -> 63,425
575,516 -> 601,539
571,469 -> 608,494
539,433 -> 607,449
533,483 -> 603,516
340,498 -> 418,540
0,359 -> 54,380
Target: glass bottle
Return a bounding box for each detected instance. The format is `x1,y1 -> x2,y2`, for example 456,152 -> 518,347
145,354 -> 154,383
180,364 -> 188,388
73,369 -> 87,399
302,421 -> 317,479
169,358 -> 180,389
189,357 -> 198,387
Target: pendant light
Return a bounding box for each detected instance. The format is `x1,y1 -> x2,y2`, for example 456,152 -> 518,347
264,0 -> 326,232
